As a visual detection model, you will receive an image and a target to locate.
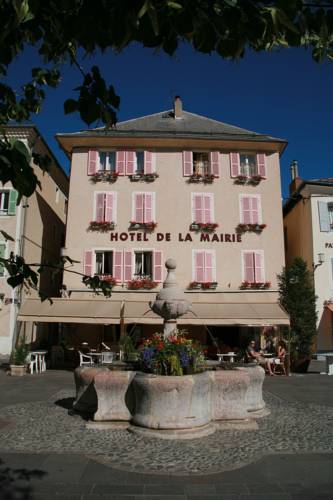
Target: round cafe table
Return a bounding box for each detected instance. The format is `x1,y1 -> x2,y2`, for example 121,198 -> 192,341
217,352 -> 235,363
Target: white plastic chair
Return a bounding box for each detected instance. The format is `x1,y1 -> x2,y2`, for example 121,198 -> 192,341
26,352 -> 38,374
78,351 -> 93,366
101,351 -> 114,364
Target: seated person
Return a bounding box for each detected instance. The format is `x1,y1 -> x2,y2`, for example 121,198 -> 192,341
275,340 -> 287,375
246,340 -> 274,375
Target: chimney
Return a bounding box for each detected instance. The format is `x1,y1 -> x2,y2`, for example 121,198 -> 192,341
174,96 -> 183,119
289,160 -> 302,195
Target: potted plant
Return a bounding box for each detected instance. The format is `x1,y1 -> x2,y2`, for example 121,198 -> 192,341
119,334 -> 139,362
10,337 -> 28,376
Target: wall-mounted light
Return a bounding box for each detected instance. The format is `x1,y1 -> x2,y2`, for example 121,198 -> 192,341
313,253 -> 325,271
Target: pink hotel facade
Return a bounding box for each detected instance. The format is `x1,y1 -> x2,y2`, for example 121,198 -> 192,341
19,98 -> 289,348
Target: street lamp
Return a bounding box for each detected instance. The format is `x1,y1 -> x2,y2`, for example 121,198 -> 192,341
313,253 -> 325,272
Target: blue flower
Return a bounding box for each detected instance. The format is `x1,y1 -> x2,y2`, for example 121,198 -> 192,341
179,349 -> 190,367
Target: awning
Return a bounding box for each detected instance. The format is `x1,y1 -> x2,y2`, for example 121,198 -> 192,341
17,298 -> 122,324
178,301 -> 289,326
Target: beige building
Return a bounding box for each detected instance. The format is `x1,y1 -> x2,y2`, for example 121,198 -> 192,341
0,125 -> 68,360
284,165 -> 333,352
18,99 -> 289,351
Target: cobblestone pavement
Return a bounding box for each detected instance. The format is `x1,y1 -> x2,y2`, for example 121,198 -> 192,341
1,372 -> 333,476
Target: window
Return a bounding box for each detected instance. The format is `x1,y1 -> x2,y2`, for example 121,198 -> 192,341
95,251 -> 113,275
133,192 -> 155,223
183,151 -> 220,177
135,152 -> 144,174
193,250 -> 216,283
0,191 -> 9,215
318,201 -> 333,232
242,251 -> 265,283
134,251 -> 153,279
99,152 -> 116,172
192,193 -> 214,223
240,195 -> 262,224
0,242 -> 6,277
94,192 -> 116,222
230,152 -> 266,178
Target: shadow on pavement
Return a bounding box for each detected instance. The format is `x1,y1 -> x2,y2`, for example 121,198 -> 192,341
0,458 -> 47,500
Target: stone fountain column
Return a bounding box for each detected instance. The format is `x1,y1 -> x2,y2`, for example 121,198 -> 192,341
149,258 -> 192,338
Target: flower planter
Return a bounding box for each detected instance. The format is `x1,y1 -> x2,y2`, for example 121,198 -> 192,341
88,221 -> 115,232
190,223 -> 218,232
10,364 -> 26,376
129,222 -> 157,231
132,371 -> 211,429
90,172 -> 119,183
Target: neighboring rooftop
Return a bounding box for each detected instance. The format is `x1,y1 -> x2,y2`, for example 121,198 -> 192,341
56,97 -> 287,155
284,176 -> 333,216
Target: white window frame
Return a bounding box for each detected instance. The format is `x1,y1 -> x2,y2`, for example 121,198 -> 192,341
133,248 -> 154,279
93,191 -> 117,223
93,247 -> 115,276
192,249 -> 217,283
0,190 -> 10,216
239,194 -> 262,224
132,192 -> 156,222
328,202 -> 333,231
239,153 -> 258,177
241,249 -> 265,283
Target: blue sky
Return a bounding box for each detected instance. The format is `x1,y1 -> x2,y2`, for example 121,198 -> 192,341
7,43 -> 333,200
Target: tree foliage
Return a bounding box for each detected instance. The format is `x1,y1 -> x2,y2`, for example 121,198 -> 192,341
1,1 -> 333,295
278,257 -> 317,358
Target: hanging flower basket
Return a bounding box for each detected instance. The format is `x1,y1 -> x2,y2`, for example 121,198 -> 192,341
240,281 -> 271,290
90,171 -> 119,183
236,223 -> 266,233
190,222 -> 218,232
129,221 -> 157,231
88,221 -> 115,232
127,278 -> 158,290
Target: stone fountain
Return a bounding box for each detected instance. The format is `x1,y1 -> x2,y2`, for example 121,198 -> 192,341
73,258 -> 268,438
149,258 -> 192,337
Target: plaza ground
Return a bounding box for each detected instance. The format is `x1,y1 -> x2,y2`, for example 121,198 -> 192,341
0,360 -> 332,500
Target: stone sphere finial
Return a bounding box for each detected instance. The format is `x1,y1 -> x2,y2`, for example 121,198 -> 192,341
165,258 -> 176,270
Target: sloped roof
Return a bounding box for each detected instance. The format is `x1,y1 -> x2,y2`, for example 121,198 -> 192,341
57,109 -> 286,143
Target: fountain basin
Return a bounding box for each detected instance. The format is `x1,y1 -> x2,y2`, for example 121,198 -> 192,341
132,371 -> 211,429
210,369 -> 250,420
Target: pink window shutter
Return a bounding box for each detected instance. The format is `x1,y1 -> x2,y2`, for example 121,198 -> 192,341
105,193 -> 114,222
230,152 -> 240,177
113,251 -> 123,282
153,251 -> 163,282
251,197 -> 260,224
183,151 -> 193,176
95,193 -> 105,222
243,252 -> 255,283
126,151 -> 136,175
194,251 -> 205,282
116,151 -> 126,175
209,151 -> 220,177
123,251 -> 133,281
144,151 -> 154,174
193,194 -> 203,223
205,251 -> 214,282
134,193 -> 144,223
87,150 -> 98,175
203,194 -> 212,223
254,252 -> 264,282
257,154 -> 266,177
84,251 -> 93,276
144,193 -> 153,223
241,197 -> 251,224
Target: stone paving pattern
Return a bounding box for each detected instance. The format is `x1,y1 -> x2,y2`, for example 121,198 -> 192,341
0,362 -> 333,499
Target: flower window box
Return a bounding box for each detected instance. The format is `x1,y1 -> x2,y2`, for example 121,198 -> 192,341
129,173 -> 159,182
188,281 -> 218,290
234,174 -> 248,184
98,275 -> 117,286
240,281 -> 271,290
127,278 -> 158,290
88,221 -> 115,232
188,173 -> 216,183
249,174 -> 265,184
90,171 -> 119,183
190,222 -> 218,233
129,221 -> 157,231
236,223 -> 266,233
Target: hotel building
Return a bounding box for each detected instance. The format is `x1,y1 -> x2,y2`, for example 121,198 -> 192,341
18,98 -> 289,350
0,125 -> 68,361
